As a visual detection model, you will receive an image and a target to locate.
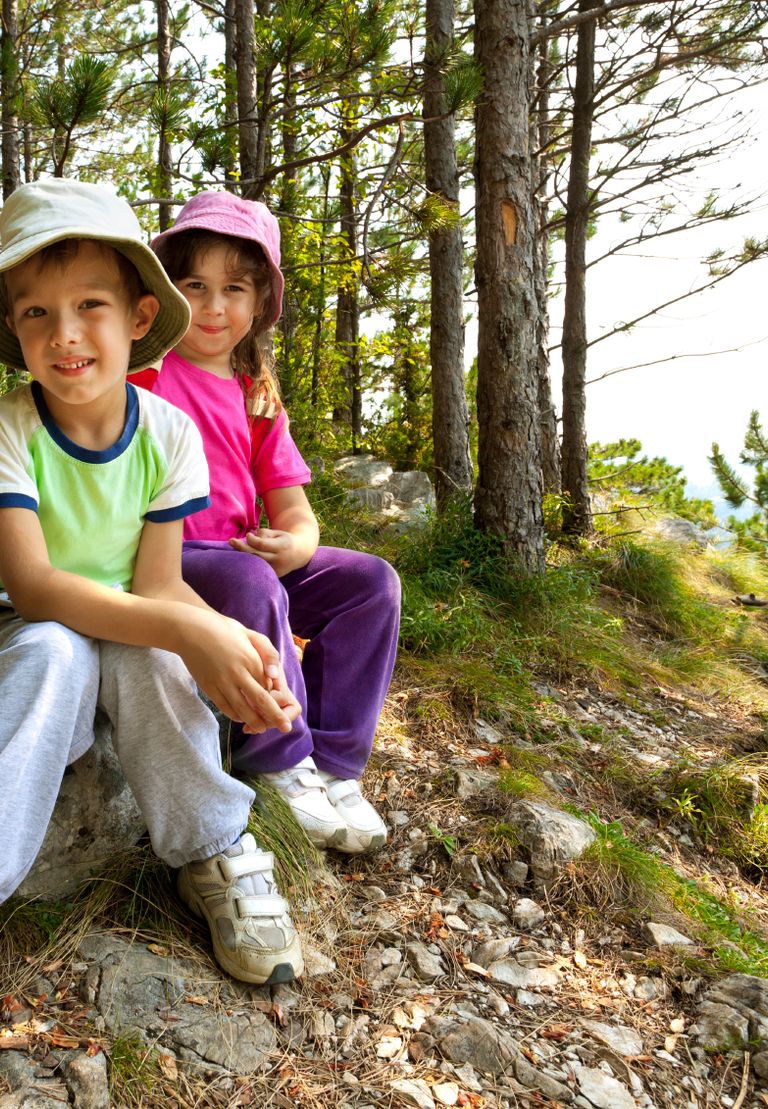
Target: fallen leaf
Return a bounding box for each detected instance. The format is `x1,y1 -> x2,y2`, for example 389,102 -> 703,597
157,1053 -> 178,1081
41,960 -> 64,974
462,962 -> 490,979
184,995 -> 209,1006
573,950 -> 588,969
86,1042 -> 103,1057
147,943 -> 169,957
269,1003 -> 286,1028
542,1023 -> 573,1040
664,1034 -> 679,1054
669,1016 -> 685,1033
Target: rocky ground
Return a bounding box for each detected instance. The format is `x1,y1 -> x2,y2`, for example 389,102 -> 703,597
3,669 -> 768,1109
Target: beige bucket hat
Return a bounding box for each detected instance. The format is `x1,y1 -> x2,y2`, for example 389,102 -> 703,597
0,178 -> 191,371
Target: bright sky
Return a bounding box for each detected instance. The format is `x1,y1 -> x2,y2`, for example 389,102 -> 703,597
548,81 -> 768,507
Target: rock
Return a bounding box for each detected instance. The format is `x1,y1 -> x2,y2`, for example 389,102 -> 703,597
452,768 -> 496,801
503,860 -> 529,886
406,942 -> 445,982
432,1082 -> 460,1106
389,1078 -> 435,1109
753,1050 -> 768,1079
62,1050 -> 110,1109
462,900 -> 508,925
77,934 -> 275,1072
511,898 -> 546,931
516,990 -> 547,1007
334,455 -> 393,487
16,716 -> 145,900
346,487 -> 395,512
572,1064 -> 638,1108
487,961 -> 560,990
508,801 -> 596,880
514,1055 -> 574,1102
580,1020 -> 644,1057
692,974 -> 768,1051
302,945 -> 337,976
642,922 -> 693,947
426,1013 -> 520,1075
471,937 -> 518,967
650,517 -> 708,548
384,471 -> 435,507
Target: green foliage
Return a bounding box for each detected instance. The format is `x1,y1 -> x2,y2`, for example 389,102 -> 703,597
711,410 -> 768,554
427,823 -> 458,857
589,439 -> 716,527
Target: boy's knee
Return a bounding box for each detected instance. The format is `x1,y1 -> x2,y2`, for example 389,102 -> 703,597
16,621 -> 96,673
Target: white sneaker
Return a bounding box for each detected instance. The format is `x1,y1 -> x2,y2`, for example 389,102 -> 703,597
317,771 -> 388,854
260,756 -> 349,849
178,833 -> 304,985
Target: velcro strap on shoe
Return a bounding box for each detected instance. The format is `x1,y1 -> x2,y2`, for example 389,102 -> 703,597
236,894 -> 289,918
220,851 -> 275,881
325,778 -> 362,805
294,770 -> 324,790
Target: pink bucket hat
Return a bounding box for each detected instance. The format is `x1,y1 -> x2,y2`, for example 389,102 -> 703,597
151,191 -> 284,328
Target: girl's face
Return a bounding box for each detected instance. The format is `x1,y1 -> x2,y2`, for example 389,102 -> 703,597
172,243 -> 265,378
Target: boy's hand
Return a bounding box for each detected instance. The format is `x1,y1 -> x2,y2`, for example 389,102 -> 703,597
228,528 -> 307,577
178,611 -> 301,734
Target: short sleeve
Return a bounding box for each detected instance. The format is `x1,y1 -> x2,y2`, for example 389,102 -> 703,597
0,392 -> 39,512
251,409 -> 311,495
141,397 -> 211,523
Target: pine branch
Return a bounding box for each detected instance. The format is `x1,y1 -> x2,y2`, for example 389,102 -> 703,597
709,444 -> 754,509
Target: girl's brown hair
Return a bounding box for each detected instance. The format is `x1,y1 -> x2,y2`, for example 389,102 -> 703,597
153,229 -> 282,418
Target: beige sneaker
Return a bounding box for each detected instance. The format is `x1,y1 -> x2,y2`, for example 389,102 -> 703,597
317,772 -> 388,854
178,833 -> 303,985
260,756 -> 349,849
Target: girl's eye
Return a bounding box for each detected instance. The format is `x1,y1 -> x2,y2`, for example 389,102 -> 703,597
24,306 -> 45,318
81,299 -> 104,309
226,284 -> 246,294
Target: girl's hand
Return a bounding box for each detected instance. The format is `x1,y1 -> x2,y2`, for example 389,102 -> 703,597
229,528 -> 309,577
177,610 -> 301,734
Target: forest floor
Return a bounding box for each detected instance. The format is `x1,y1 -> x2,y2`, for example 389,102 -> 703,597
4,500 -> 768,1108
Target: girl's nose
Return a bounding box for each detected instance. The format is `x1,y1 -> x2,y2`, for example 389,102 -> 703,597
204,290 -> 226,314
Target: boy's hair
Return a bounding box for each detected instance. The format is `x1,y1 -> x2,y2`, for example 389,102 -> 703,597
155,228 -> 282,415
0,178 -> 191,372
0,239 -> 146,318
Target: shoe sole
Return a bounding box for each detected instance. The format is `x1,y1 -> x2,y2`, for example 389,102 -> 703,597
177,870 -> 304,985
332,830 -> 388,855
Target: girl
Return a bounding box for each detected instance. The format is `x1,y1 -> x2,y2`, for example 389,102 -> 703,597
129,191 -> 400,854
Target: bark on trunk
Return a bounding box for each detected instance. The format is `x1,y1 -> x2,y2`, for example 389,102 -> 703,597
560,0 -> 596,534
1,0 -> 20,199
223,0 -> 238,191
156,0 -> 172,230
533,10 -> 560,495
473,0 -> 544,573
424,0 -> 473,509
235,0 -> 259,192
334,125 -> 362,451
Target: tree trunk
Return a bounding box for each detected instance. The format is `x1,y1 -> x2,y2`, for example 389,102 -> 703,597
473,0 -> 544,573
424,0 -> 473,509
278,52 -> 298,375
533,8 -> 560,495
156,0 -> 172,230
334,114 -> 362,451
223,0 -> 238,191
235,0 -> 259,193
560,0 -> 596,535
1,0 -> 20,198
250,0 -> 273,198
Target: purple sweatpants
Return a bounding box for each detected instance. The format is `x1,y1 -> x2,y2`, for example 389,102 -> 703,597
182,543 -> 401,780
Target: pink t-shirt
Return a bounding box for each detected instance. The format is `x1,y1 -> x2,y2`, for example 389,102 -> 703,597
129,351 -> 310,541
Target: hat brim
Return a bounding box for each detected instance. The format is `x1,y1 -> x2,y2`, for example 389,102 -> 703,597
152,215 -> 285,330
0,229 -> 191,372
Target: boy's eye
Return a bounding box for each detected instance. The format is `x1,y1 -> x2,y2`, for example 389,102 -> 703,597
81,299 -> 105,309
185,281 -> 205,291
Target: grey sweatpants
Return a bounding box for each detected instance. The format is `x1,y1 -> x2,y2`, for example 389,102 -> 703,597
0,612 -> 255,903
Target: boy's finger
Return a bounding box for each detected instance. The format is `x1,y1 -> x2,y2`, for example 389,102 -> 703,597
239,682 -> 292,733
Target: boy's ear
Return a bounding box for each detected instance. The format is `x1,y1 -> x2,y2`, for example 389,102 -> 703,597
5,312 -> 17,336
132,294 -> 160,340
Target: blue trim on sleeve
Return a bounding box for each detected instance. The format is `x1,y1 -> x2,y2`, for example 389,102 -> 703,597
0,493 -> 38,511
145,495 -> 211,523
32,381 -> 139,463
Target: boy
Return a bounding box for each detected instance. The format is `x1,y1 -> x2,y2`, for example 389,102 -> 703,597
0,178 -> 304,985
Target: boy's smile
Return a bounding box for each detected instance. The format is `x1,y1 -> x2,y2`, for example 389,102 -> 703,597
4,241 -> 158,448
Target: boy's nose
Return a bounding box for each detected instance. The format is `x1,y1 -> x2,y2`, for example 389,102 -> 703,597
49,311 -> 82,345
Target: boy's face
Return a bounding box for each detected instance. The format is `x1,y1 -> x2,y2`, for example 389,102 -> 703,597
4,240 -> 158,426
